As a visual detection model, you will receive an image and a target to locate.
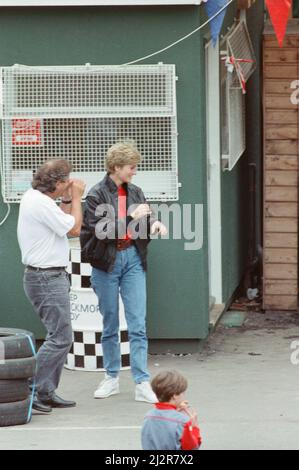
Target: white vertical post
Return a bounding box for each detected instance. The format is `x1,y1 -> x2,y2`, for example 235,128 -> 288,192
205,39 -> 223,306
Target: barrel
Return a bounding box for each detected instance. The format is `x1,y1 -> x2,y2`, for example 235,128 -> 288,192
65,239 -> 130,372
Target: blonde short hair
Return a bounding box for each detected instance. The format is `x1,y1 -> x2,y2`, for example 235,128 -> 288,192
106,142 -> 141,174
151,370 -> 188,403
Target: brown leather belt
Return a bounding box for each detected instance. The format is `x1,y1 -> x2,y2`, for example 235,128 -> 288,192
116,239 -> 134,251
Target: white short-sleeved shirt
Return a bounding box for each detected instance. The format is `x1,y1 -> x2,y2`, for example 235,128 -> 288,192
17,188 -> 75,268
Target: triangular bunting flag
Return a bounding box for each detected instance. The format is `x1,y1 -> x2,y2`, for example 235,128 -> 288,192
205,0 -> 228,46
265,0 -> 292,47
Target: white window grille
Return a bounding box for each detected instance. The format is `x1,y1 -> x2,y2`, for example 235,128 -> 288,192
220,27 -> 248,171
227,21 -> 256,91
0,64 -> 178,202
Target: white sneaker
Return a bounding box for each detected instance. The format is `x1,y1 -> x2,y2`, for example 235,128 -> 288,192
94,375 -> 120,399
135,382 -> 157,403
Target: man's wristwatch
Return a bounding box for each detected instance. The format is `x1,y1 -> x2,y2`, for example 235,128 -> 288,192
61,199 -> 72,205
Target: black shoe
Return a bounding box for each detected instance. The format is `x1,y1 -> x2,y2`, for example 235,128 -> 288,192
41,394 -> 77,408
32,397 -> 52,413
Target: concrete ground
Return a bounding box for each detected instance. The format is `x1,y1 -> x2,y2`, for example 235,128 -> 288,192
1,311 -> 299,450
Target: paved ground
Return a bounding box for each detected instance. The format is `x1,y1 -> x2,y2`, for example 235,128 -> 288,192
1,311 -> 299,450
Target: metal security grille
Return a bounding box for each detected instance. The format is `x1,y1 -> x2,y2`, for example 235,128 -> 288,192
0,64 -> 178,202
227,21 -> 256,90
221,37 -> 246,171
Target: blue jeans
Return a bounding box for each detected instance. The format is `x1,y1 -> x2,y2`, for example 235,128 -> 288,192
91,245 -> 150,383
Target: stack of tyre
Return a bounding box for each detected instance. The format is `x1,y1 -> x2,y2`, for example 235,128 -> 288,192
0,328 -> 36,427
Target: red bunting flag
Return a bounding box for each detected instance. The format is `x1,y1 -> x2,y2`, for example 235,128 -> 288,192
265,0 -> 292,47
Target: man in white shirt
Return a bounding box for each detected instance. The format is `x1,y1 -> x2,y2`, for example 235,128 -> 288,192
18,160 -> 85,413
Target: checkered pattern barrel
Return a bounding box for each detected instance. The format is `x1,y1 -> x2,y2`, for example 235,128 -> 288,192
66,330 -> 130,371
65,242 -> 130,372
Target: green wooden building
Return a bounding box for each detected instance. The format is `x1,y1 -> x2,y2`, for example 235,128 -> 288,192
0,0 -> 264,352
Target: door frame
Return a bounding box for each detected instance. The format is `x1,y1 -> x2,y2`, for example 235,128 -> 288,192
205,38 -> 223,307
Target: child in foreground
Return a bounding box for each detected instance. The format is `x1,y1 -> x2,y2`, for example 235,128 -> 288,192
141,370 -> 202,450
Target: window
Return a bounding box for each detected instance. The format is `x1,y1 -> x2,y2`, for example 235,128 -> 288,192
220,48 -> 246,171
0,65 -> 178,202
220,21 -> 256,171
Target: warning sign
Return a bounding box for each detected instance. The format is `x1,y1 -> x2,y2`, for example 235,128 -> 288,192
12,119 -> 43,146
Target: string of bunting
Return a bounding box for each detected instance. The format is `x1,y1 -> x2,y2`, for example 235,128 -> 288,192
124,0 -> 293,67
205,0 -> 293,48
123,0 -> 234,65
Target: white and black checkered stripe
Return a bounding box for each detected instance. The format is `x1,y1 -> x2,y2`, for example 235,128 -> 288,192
65,330 -> 130,371
68,247 -> 92,289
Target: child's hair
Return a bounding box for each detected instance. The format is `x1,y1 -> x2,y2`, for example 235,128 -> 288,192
151,370 -> 188,402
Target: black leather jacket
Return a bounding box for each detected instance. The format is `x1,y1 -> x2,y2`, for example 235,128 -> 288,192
80,174 -> 155,272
